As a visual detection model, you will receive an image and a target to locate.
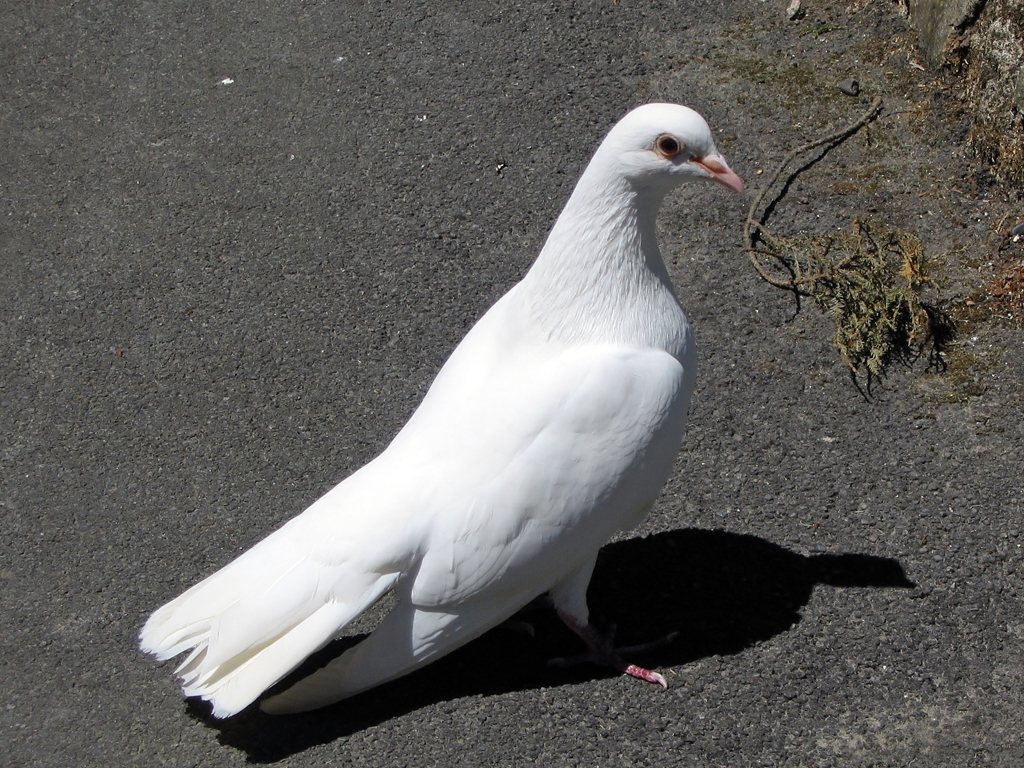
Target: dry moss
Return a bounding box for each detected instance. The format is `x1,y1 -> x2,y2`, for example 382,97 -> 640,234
989,239 -> 1024,324
752,220 -> 951,377
744,98 -> 955,385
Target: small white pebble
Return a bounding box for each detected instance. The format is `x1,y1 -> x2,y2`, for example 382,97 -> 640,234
219,77 -> 234,86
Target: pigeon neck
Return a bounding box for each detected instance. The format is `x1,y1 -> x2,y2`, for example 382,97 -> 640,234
519,171 -> 688,355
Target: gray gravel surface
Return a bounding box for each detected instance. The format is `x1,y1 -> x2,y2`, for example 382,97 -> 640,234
3,1 -> 1022,766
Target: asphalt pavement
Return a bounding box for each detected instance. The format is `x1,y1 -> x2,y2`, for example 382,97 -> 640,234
3,1 -> 1022,766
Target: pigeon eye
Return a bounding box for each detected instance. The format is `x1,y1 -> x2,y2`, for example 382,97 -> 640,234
654,134 -> 684,159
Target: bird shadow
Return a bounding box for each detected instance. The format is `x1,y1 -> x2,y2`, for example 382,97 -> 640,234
193,527 -> 914,762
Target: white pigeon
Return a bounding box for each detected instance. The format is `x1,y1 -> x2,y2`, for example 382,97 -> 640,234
140,103 -> 744,718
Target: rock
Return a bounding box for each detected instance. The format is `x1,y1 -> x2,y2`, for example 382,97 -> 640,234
907,0 -> 984,67
786,0 -> 805,21
947,0 -> 1024,188
839,79 -> 860,97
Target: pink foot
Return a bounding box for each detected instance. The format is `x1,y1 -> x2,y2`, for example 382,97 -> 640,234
550,611 -> 677,689
623,663 -> 669,689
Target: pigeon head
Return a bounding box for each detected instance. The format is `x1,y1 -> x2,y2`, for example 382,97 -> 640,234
595,103 -> 744,195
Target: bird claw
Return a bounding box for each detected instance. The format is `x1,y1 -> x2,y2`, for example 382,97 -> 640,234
624,664 -> 668,690
551,611 -> 676,689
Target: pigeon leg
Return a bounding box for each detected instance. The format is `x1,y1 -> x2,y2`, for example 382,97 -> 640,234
551,610 -> 675,689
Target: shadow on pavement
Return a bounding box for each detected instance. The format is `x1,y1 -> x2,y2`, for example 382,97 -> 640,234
195,527 -> 914,762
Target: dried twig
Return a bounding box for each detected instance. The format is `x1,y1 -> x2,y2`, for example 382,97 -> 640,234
742,97 -> 953,383
745,96 -> 884,289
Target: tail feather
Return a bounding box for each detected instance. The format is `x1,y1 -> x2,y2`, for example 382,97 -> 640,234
261,591 -> 527,715
139,535 -> 400,718
184,599 -> 365,718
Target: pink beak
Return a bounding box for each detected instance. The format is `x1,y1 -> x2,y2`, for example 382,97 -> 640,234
692,153 -> 744,194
